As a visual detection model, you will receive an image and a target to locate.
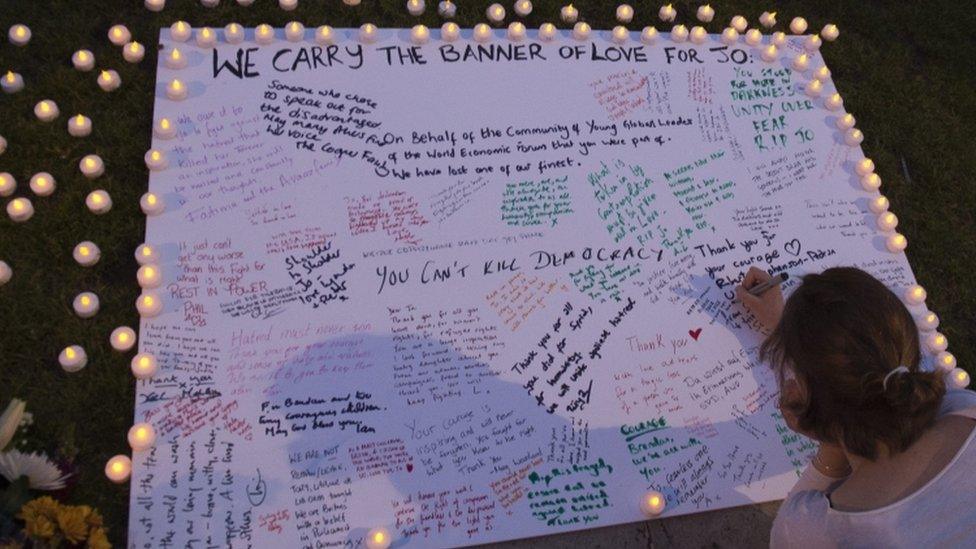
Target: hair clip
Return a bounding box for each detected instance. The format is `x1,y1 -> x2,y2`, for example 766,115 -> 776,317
882,365 -> 910,391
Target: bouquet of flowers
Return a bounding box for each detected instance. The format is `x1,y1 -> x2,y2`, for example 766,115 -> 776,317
0,398 -> 110,548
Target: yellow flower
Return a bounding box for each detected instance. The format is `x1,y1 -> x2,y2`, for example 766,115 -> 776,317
87,526 -> 112,549
85,506 -> 104,528
24,514 -> 55,540
18,496 -> 60,522
57,505 -> 91,544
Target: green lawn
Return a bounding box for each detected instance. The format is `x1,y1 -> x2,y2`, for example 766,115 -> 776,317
1,0 -> 974,546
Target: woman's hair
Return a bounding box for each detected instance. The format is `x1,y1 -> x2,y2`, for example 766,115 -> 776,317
761,267 -> 945,460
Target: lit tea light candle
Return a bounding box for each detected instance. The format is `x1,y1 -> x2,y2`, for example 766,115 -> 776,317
105,455 -> 131,483
411,24 -> 430,44
34,100 -> 60,122
640,490 -> 666,516
949,368 -> 970,389
154,117 -> 177,139
868,195 -> 889,214
110,326 -> 137,351
641,26 -> 659,44
166,78 -> 188,100
860,174 -> 881,193
690,26 -> 707,44
140,192 -> 165,216
885,232 -> 907,253
315,25 -> 335,45
144,149 -> 168,171
507,22 -> 526,41
789,17 -> 807,35
225,23 -> 245,44
804,79 -> 823,97
170,21 -> 191,42
659,4 -> 676,22
285,22 -> 305,42
73,242 -> 101,267
573,22 -> 592,40
59,345 -> 87,373
2,71 -> 24,94
9,24 -> 31,46
441,22 -> 460,41
0,173 -> 14,197
918,311 -> 939,332
935,351 -> 955,370
824,93 -> 843,111
137,264 -> 162,288
791,53 -> 809,71
98,70 -> 121,92
407,0 -> 425,16
135,244 -> 158,265
876,211 -> 898,232
487,3 -> 506,24
69,114 -> 93,137
359,23 -> 378,43
473,23 -> 492,42
561,4 -> 579,23
813,65 -> 830,81
124,41 -> 146,63
845,128 -> 864,146
617,4 -> 634,23
759,11 -> 776,28
670,24 -> 688,42
730,15 -> 747,33
137,292 -> 163,318
29,173 -> 56,197
80,154 -> 105,178
73,292 -> 100,318
743,28 -> 762,46
256,24 -> 275,44
365,528 -> 392,549
855,158 -> 875,176
721,27 -> 738,44
197,27 -> 217,48
696,4 -> 714,23
821,23 -> 839,41
7,198 -> 33,222
164,48 -> 187,69
612,25 -> 629,44
280,0 -> 298,10
0,260 -> 10,285
771,31 -> 786,47
804,34 -> 822,51
109,25 -> 132,46
145,0 -> 165,12
86,190 -> 112,214
438,0 -> 457,18
72,50 -> 95,71
128,423 -> 157,451
925,332 -> 948,353
836,113 -> 856,130
903,284 -> 926,305
515,0 -> 533,17
760,44 -> 778,62
131,353 -> 159,379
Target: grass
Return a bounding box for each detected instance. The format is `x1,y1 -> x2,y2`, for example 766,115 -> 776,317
1,0 -> 974,546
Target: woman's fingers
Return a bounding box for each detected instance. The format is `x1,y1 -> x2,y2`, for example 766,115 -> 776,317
742,266 -> 773,289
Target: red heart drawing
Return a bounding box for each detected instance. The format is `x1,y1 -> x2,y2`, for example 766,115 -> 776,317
406,463 -> 414,472
689,328 -> 702,341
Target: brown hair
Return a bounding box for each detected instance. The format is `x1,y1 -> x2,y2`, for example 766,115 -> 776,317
761,267 -> 945,460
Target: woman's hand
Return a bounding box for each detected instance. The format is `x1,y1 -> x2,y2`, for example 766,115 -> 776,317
735,267 -> 785,329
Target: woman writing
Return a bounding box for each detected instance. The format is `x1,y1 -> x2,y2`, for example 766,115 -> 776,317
736,267 -> 976,547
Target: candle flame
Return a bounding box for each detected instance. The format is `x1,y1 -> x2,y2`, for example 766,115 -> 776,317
139,356 -> 151,367
12,200 -> 23,211
171,49 -> 182,60
147,194 -> 157,204
112,461 -> 125,473
4,72 -> 13,82
373,532 -> 385,543
142,247 -> 152,256
81,296 -> 91,305
79,246 -> 90,256
66,348 -> 76,359
92,193 -> 102,204
15,27 -> 26,38
118,332 -> 129,342
143,296 -> 154,306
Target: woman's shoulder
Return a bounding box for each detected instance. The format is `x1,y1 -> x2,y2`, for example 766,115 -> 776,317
770,490 -> 833,549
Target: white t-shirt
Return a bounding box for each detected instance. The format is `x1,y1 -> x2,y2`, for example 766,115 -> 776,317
770,389 -> 976,548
